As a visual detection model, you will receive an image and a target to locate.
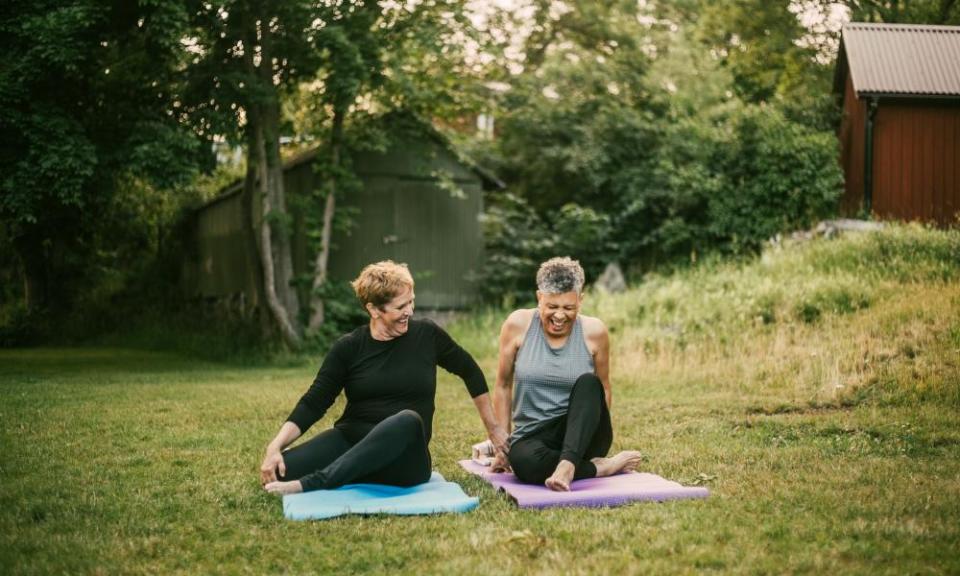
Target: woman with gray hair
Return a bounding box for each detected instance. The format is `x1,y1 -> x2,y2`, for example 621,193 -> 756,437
490,257 -> 642,491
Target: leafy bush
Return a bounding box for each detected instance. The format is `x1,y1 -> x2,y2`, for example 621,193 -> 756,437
0,304 -> 49,347
476,193 -> 555,306
612,118 -> 722,268
708,105 -> 844,253
476,193 -> 616,305
304,279 -> 370,346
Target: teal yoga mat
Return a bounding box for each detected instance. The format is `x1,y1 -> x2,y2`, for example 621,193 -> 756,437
281,472 -> 479,520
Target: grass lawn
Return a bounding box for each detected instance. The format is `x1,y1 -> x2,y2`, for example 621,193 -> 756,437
2,225 -> 959,574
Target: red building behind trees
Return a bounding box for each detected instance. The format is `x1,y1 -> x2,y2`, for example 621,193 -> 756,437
835,23 -> 960,226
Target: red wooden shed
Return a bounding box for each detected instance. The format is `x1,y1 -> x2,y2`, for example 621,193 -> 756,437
835,23 -> 960,227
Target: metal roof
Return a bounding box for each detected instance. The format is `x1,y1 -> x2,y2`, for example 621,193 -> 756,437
195,114 -> 504,212
840,23 -> 960,97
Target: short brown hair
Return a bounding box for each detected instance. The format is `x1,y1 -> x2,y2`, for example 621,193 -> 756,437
351,260 -> 414,309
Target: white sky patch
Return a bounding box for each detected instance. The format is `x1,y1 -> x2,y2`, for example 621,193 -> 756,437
548,0 -> 572,20
484,81 -> 512,93
467,0 -> 535,76
542,85 -> 560,99
641,41 -> 658,58
790,0 -> 851,64
636,0 -> 675,31
181,36 -> 206,56
637,13 -> 658,27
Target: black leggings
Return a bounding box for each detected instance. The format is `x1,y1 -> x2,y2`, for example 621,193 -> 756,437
280,409 -> 432,492
508,373 -> 613,484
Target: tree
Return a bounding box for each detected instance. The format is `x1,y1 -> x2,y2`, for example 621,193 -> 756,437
693,0 -> 840,132
470,1 -> 848,283
471,0 -> 661,275
185,0 -> 486,345
303,1 -> 487,333
185,0 -> 329,349
0,0 -> 201,316
483,0 -> 657,215
829,0 -> 960,24
304,4 -> 383,334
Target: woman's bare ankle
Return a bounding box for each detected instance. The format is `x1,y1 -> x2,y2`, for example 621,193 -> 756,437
545,459 -> 576,491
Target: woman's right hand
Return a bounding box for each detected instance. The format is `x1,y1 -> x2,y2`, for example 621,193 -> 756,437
488,425 -> 510,458
259,448 -> 286,486
490,451 -> 512,473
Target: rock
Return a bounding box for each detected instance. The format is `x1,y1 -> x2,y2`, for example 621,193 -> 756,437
775,219 -> 886,247
816,219 -> 885,235
595,262 -> 627,294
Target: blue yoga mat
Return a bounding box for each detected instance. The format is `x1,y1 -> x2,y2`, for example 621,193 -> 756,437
282,472 -> 479,520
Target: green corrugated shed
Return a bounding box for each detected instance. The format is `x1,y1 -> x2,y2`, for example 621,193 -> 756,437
181,115 -> 503,311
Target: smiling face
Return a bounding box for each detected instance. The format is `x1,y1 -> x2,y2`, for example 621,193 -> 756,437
536,290 -> 582,339
368,285 -> 415,340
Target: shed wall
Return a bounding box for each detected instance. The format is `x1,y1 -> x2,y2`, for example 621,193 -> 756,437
839,74 -> 867,215
326,176 -> 484,309
188,193 -> 256,300
186,132 -> 487,311
872,102 -> 960,225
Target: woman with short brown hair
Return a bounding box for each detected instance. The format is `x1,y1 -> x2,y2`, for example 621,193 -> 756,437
260,260 -> 507,494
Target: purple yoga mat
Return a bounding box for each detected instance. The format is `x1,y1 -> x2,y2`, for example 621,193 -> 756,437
459,459 -> 709,509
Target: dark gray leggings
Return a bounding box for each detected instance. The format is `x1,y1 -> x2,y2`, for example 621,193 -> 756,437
280,409 -> 432,492
508,373 -> 613,484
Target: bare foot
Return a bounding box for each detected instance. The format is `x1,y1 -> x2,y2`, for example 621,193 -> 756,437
591,451 -> 644,478
545,459 -> 576,491
264,480 -> 303,495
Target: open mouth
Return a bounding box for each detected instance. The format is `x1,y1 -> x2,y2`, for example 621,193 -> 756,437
549,317 -> 567,330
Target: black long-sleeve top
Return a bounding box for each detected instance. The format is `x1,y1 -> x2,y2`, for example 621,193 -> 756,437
287,319 -> 488,444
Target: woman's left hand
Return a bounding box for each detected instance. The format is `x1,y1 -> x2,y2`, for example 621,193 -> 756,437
264,480 -> 303,495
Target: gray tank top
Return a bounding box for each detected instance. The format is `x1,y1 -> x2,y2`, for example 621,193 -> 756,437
510,313 -> 595,443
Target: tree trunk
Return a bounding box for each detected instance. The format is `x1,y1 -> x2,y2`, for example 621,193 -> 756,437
307,106 -> 344,333
250,111 -> 302,349
13,231 -> 49,312
258,21 -> 300,328
243,16 -> 301,349
263,105 -> 300,324
240,157 -> 270,335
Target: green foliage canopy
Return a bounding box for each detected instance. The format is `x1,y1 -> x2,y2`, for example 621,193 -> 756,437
473,0 -> 849,299
0,0 -> 202,314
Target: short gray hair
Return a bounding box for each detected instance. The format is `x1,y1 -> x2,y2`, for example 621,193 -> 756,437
536,257 -> 585,294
